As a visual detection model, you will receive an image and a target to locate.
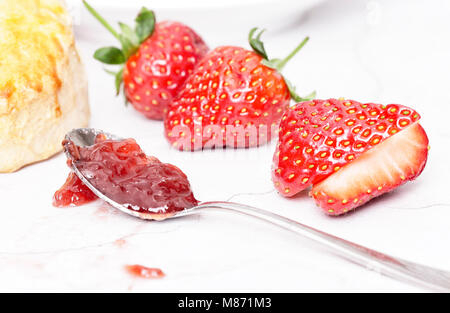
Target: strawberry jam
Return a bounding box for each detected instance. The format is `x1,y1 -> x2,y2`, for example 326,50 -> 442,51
53,135 -> 198,214
53,172 -> 98,207
125,265 -> 165,279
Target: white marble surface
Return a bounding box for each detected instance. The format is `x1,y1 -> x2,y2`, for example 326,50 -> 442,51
1,0 -> 450,292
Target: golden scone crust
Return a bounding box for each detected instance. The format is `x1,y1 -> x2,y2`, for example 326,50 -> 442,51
0,0 -> 90,172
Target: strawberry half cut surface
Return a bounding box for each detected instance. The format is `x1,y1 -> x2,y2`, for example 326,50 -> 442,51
83,1 -> 208,120
164,28 -> 315,151
272,98 -> 429,215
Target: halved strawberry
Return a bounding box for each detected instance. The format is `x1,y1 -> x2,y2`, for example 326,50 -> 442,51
311,122 -> 429,215
272,98 -> 429,214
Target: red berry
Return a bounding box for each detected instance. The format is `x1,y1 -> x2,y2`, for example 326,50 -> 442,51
311,123 -> 428,215
272,98 -> 428,214
123,22 -> 208,120
164,30 -> 313,150
85,2 -> 208,120
165,46 -> 290,150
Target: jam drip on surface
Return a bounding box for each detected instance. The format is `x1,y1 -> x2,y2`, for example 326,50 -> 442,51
125,265 -> 165,279
53,135 -> 198,214
53,172 -> 98,207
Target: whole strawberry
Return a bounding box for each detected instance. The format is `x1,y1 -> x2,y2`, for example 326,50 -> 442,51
83,1 -> 208,120
164,28 -> 315,150
272,99 -> 429,215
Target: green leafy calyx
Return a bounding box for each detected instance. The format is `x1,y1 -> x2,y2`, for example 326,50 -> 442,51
83,1 -> 155,62
83,1 -> 155,97
94,47 -> 126,65
248,28 -> 316,102
248,28 -> 268,59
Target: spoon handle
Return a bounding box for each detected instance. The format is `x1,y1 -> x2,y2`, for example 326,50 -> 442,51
191,201 -> 450,292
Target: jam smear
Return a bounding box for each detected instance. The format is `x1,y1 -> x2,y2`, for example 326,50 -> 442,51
53,134 -> 198,215
53,172 -> 98,207
125,264 -> 165,279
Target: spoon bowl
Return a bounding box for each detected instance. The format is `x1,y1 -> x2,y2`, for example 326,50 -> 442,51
64,128 -> 186,221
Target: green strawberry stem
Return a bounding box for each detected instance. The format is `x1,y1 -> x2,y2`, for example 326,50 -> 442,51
83,1 -> 156,99
83,1 -> 156,64
82,1 -> 120,40
276,36 -> 309,71
251,28 -> 315,102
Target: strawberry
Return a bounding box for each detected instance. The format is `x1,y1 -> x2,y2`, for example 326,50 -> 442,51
164,28 -> 315,150
311,123 -> 429,215
83,1 -> 208,120
272,98 -> 429,215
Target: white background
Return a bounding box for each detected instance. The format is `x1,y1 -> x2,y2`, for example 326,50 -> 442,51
0,0 -> 449,292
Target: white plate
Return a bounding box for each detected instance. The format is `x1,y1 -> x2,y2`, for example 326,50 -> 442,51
70,0 -> 311,10
70,0 -> 323,44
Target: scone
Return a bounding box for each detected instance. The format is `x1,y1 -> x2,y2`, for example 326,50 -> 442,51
0,0 -> 90,173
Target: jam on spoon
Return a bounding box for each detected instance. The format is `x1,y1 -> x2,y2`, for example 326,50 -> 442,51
53,134 -> 198,215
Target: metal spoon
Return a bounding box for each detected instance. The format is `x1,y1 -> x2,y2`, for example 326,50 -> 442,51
64,128 -> 450,292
